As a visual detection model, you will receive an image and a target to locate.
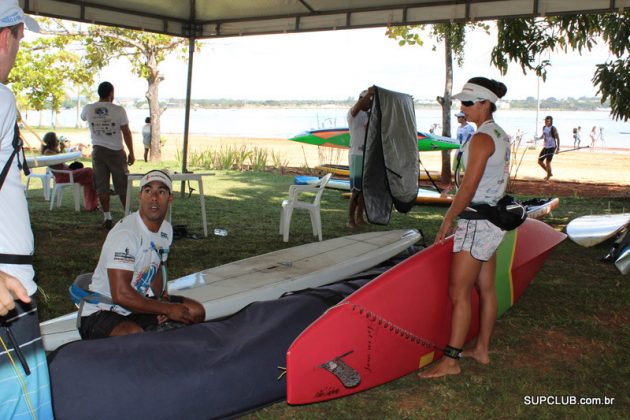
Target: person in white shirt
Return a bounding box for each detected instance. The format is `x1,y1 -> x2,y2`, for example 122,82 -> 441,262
81,82 -> 135,229
142,116 -> 151,162
346,87 -> 373,228
0,2 -> 54,416
78,170 -> 205,339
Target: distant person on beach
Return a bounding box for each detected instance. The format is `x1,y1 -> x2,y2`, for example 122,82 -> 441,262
454,111 -> 475,171
419,76 -> 510,379
81,81 -> 135,229
598,127 -> 605,148
77,170 -> 205,340
142,116 -> 151,162
346,87 -> 373,228
42,132 -> 99,211
590,126 -> 597,149
573,126 -> 582,148
537,115 -> 559,181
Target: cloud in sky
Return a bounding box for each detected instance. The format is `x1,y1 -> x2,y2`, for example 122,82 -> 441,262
98,26 -> 613,101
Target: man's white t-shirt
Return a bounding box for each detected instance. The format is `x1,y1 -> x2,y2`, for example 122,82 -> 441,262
0,84 -> 36,295
142,123 -> 151,147
347,109 -> 369,156
457,123 -> 475,146
81,212 -> 173,316
81,101 -> 129,151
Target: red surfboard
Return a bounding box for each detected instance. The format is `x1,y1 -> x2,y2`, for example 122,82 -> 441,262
286,219 -> 566,404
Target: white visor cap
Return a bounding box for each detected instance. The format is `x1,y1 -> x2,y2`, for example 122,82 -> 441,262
452,82 -> 498,104
140,170 -> 172,192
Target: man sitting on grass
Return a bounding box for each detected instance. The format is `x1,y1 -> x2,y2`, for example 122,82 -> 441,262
78,170 -> 205,339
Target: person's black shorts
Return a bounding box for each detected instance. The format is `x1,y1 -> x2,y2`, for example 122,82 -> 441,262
538,147 -> 556,161
78,295 -> 184,340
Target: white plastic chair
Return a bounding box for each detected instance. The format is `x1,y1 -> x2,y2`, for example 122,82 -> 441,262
25,168 -> 52,200
49,168 -> 83,212
279,173 -> 332,242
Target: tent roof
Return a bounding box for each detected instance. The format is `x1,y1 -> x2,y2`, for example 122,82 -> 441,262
22,0 -> 622,39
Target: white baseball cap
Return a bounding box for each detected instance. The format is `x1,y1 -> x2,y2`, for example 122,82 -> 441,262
452,82 -> 498,103
0,0 -> 40,32
140,170 -> 172,192
454,112 -> 465,118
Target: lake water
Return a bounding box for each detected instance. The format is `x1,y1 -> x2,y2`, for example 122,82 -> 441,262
28,106 -> 630,150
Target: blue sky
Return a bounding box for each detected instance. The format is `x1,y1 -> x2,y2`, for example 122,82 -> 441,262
96,26 -> 614,101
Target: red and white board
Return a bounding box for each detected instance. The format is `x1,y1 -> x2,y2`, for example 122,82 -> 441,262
286,219 -> 565,404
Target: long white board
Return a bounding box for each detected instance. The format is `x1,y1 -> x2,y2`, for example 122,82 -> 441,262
566,213 -> 630,247
40,229 -> 421,351
26,152 -> 81,168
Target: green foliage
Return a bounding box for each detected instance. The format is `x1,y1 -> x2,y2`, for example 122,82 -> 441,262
248,147 -> 268,171
10,32 -> 93,113
492,12 -> 630,121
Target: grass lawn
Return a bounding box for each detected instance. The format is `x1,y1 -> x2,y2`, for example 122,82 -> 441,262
27,160 -> 629,418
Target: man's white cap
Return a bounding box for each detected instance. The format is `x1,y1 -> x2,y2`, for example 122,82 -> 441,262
140,170 -> 172,192
0,0 -> 40,32
454,111 -> 465,118
452,82 -> 498,104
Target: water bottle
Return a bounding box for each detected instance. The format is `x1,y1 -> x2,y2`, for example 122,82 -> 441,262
214,228 -> 228,237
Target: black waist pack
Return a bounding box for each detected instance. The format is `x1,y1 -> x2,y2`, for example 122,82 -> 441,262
459,195 -> 527,231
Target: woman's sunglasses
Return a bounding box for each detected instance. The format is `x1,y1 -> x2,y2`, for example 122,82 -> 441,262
461,100 -> 483,107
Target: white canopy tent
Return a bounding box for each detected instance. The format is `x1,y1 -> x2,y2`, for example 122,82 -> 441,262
19,0 -> 624,172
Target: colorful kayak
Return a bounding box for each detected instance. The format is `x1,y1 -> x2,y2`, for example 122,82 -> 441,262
566,213 -> 630,247
286,219 -> 566,404
290,128 -> 459,151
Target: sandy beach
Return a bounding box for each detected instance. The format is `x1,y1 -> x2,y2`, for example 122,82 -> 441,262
154,133 -> 629,186
40,126 -> 627,187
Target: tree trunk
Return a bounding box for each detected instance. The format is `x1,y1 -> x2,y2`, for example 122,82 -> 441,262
76,87 -> 81,128
146,52 -> 162,161
440,29 -> 454,184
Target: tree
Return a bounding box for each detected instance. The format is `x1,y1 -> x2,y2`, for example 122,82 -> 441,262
10,35 -> 92,128
491,12 -> 630,121
79,27 -> 190,161
387,22 -> 488,182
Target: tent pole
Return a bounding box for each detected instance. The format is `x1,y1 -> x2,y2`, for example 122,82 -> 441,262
181,19 -> 196,197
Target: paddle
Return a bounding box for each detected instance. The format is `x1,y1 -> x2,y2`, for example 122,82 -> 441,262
539,145 -> 590,159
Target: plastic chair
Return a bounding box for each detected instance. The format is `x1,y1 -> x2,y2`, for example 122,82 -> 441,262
68,272 -> 115,329
279,173 -> 332,242
49,168 -> 83,212
25,168 -> 52,200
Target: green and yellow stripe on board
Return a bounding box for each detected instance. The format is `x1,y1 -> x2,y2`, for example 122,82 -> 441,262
494,229 -> 518,318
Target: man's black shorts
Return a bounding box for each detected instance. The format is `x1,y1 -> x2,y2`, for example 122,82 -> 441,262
78,295 -> 184,340
538,147 -> 556,161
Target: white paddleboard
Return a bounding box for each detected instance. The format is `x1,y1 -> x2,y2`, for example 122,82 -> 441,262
566,213 -> 630,247
40,229 -> 421,351
26,152 -> 82,168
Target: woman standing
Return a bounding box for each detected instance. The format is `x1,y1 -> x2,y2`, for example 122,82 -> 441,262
420,77 -> 510,378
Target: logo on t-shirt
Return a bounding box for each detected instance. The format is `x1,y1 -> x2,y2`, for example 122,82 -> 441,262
160,232 -> 168,239
113,247 -> 135,263
95,107 -> 109,116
